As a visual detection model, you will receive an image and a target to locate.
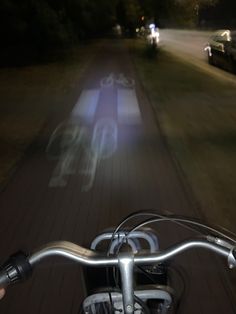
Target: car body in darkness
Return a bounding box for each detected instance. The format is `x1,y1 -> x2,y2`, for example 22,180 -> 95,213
204,29 -> 236,73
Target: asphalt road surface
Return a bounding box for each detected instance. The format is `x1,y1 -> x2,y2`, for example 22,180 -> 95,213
0,40 -> 236,314
160,29 -> 236,84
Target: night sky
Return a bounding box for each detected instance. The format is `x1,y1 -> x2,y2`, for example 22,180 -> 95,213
201,0 -> 236,26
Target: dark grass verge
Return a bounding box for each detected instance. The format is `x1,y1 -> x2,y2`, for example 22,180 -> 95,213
131,39 -> 236,234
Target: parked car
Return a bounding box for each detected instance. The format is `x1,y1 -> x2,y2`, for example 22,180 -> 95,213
204,29 -> 236,73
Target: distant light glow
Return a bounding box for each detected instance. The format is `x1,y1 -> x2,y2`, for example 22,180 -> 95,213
147,25 -> 160,44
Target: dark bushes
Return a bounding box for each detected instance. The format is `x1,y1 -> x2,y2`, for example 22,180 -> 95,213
0,0 -> 116,65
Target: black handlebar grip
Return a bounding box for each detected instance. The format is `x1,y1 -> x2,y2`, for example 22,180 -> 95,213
0,251 -> 32,288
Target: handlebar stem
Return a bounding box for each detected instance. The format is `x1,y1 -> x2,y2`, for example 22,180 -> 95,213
118,252 -> 134,314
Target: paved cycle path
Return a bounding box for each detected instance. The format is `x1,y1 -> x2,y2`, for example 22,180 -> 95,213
0,40 -> 235,314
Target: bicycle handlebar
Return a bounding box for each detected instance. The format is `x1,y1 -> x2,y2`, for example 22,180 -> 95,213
1,238 -> 236,290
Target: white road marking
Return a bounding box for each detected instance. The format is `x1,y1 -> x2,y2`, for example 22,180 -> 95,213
91,118 -> 117,159
48,125 -> 88,187
48,79 -> 143,191
71,89 -> 100,123
117,89 -> 142,125
80,118 -> 117,191
100,73 -> 135,88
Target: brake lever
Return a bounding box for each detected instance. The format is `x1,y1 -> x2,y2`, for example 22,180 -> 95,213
228,249 -> 236,269
207,236 -> 236,269
207,236 -> 234,250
